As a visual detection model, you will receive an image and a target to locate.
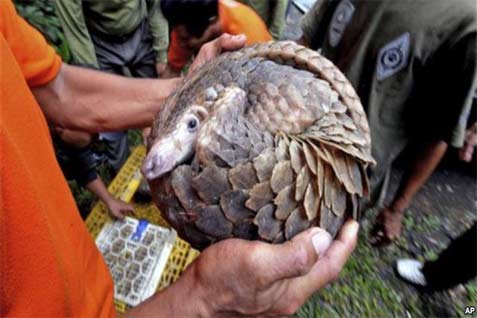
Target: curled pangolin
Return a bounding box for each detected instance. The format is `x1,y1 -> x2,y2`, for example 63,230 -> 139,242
142,41 -> 375,250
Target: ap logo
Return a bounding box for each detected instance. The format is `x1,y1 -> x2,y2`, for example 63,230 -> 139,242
465,306 -> 476,315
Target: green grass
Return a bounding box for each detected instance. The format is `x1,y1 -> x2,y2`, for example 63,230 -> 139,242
298,233 -> 422,318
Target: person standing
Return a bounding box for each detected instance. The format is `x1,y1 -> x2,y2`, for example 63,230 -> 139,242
161,0 -> 272,77
299,0 -> 477,245
54,0 -> 170,171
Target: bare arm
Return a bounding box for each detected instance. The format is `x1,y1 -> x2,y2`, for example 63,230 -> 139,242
85,177 -> 134,220
372,140 -> 448,245
31,34 -> 246,133
391,140 -> 448,212
32,64 -> 181,133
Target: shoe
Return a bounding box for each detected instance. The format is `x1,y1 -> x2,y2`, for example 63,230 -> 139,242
396,259 -> 428,286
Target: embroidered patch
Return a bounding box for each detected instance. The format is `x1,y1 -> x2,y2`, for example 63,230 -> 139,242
376,32 -> 411,81
329,0 -> 355,48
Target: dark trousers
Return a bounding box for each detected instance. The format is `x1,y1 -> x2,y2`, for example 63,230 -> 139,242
91,20 -> 158,78
90,20 -> 158,171
423,223 -> 477,291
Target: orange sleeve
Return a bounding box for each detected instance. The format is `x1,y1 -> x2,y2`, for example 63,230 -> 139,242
0,0 -> 61,87
168,29 -> 194,71
219,0 -> 272,45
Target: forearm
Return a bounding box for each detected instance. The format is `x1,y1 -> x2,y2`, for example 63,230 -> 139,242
85,177 -> 114,205
391,140 -> 448,211
33,63 -> 181,132
125,266 -> 209,317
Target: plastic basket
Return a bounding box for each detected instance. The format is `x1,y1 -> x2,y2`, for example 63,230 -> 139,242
85,145 -> 200,313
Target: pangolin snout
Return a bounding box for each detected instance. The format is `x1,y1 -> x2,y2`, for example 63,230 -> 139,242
142,152 -> 162,180
142,144 -> 178,180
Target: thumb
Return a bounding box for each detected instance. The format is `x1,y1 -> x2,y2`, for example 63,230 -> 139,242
257,227 -> 332,284
216,33 -> 247,51
290,219 -> 359,299
203,34 -> 247,61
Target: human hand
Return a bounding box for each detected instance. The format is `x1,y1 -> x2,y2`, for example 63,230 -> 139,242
155,63 -> 167,77
459,122 -> 477,162
127,220 -> 359,317
189,33 -> 247,74
105,198 -> 134,220
53,127 -> 94,148
370,206 -> 404,247
159,64 -> 182,79
142,127 -> 152,145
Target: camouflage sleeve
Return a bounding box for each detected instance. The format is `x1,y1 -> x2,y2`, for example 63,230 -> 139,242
53,0 -> 99,68
268,0 -> 288,40
300,0 -> 329,49
147,0 -> 169,64
450,91 -> 476,148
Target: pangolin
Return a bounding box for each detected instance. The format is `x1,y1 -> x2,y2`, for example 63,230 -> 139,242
142,41 -> 374,250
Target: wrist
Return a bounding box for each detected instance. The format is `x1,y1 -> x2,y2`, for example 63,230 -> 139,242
389,199 -> 409,214
103,195 -> 116,206
180,265 -> 213,317
125,266 -> 210,317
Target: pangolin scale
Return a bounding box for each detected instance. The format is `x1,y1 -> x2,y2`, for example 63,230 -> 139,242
144,41 -> 374,250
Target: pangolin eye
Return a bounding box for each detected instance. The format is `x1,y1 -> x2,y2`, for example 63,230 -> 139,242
187,117 -> 198,132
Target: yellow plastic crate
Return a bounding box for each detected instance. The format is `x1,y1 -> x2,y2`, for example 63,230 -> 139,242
85,145 -> 200,314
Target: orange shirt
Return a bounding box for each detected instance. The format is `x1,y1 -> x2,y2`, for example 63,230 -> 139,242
168,0 -> 272,71
0,2 -> 115,317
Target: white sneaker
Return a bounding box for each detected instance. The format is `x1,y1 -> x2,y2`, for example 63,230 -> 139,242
396,259 -> 428,286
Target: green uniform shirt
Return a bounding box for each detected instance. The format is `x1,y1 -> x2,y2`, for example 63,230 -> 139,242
54,0 -> 169,66
239,0 -> 289,39
302,0 -> 477,192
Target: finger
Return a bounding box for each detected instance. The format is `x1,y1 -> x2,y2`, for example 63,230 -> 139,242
123,203 -> 135,212
288,220 -> 359,299
216,33 -> 247,51
369,211 -> 391,246
202,34 -> 246,61
459,143 -> 474,162
370,230 -> 392,247
122,206 -> 136,218
111,210 -> 126,220
250,227 -> 332,285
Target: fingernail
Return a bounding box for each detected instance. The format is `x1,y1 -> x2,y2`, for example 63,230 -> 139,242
233,34 -> 246,41
347,220 -> 360,236
312,230 -> 332,256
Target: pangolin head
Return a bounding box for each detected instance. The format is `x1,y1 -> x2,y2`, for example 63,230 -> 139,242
142,84 -> 240,180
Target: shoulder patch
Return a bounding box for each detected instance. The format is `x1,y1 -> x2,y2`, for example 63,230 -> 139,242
376,32 -> 411,81
329,0 -> 355,48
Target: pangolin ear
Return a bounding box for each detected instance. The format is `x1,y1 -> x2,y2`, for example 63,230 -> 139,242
190,105 -> 208,122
